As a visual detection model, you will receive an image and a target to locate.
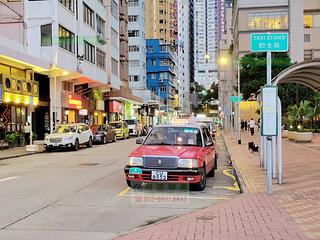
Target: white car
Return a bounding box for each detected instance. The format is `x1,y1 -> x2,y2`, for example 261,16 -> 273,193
126,119 -> 138,136
44,123 -> 93,151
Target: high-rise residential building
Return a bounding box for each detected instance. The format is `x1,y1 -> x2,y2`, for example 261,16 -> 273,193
146,39 -> 177,122
177,0 -> 195,114
119,0 -> 129,87
128,0 -> 146,91
194,0 -> 218,88
145,0 -> 178,50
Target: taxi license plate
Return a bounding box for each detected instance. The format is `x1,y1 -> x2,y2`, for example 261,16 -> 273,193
151,171 -> 168,181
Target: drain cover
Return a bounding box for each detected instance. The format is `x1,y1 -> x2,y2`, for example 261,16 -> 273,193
197,215 -> 215,221
78,163 -> 99,166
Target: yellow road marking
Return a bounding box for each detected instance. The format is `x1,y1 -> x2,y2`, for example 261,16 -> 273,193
211,169 -> 240,191
117,187 -> 130,196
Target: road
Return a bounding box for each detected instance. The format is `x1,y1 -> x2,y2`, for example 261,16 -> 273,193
0,136 -> 239,240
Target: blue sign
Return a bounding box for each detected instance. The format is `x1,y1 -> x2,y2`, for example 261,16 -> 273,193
251,33 -> 288,52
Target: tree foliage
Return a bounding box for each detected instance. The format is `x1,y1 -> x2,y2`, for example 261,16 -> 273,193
194,82 -> 219,113
239,52 -> 291,100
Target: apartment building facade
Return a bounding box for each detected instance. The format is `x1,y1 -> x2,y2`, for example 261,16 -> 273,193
146,39 -> 177,122
194,0 -> 218,88
145,0 -> 178,50
177,0 -> 195,114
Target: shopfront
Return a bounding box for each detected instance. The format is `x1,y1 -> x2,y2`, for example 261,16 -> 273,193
0,73 -> 39,137
108,100 -> 123,122
61,92 -> 89,124
94,100 -> 106,124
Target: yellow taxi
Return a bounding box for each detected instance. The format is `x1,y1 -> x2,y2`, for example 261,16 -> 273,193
109,121 -> 130,140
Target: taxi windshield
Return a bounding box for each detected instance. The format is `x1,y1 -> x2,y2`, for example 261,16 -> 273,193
54,125 -> 77,134
144,126 -> 202,147
110,122 -> 122,129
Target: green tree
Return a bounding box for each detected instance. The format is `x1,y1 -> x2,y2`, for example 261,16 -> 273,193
287,100 -> 313,129
194,82 -> 219,114
239,52 -> 291,100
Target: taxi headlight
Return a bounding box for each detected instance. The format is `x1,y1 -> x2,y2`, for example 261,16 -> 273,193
177,159 -> 198,168
127,157 -> 143,166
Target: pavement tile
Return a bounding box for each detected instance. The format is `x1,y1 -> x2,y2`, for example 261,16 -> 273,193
116,132 -> 319,240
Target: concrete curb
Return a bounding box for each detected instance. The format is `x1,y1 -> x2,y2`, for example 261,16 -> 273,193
0,150 -> 45,161
221,134 -> 249,194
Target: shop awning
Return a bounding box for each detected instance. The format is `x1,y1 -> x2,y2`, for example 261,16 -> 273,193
109,86 -> 143,105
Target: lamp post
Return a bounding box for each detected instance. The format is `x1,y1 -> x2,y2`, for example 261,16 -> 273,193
237,60 -> 241,144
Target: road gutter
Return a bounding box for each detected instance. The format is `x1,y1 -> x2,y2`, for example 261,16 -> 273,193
221,134 -> 249,194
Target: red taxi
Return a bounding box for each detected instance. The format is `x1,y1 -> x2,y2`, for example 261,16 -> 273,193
124,124 -> 218,191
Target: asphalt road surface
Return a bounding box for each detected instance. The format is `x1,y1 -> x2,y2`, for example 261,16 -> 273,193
0,135 -> 239,240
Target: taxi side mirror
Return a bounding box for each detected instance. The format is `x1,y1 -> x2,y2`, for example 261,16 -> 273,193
136,138 -> 143,144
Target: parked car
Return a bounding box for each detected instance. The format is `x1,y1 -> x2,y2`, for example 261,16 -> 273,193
126,119 -> 138,136
90,124 -> 117,144
44,123 -> 93,151
110,121 -> 130,140
124,124 -> 218,191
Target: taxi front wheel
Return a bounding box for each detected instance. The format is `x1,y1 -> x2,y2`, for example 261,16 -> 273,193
191,167 -> 206,191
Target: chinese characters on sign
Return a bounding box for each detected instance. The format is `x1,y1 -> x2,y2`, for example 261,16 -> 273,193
251,33 -> 288,52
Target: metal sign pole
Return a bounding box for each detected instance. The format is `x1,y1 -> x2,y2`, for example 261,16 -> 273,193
267,51 -> 272,193
263,136 -> 267,170
272,136 -> 276,178
267,137 -> 272,193
277,97 -> 283,184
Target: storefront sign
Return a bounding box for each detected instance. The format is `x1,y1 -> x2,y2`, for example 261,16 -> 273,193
68,93 -> 82,109
79,109 -> 88,116
109,101 -> 122,113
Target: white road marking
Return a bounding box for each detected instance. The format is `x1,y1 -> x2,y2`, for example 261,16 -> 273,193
0,176 -> 19,183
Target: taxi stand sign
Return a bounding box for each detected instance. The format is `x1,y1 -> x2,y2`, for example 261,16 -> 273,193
251,32 -> 288,52
261,86 -> 278,136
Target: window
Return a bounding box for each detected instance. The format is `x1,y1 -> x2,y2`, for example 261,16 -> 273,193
304,34 -> 311,42
111,0 -> 118,18
41,24 -> 52,46
129,45 -> 139,52
96,48 -> 106,69
128,0 -> 138,6
111,58 -> 118,76
160,46 -> 166,52
160,86 -> 167,92
96,14 -> 105,35
151,59 -> 156,66
83,3 -> 95,28
84,41 -> 95,63
128,30 -> 139,37
304,12 -> 320,28
151,73 -> 156,79
129,75 -> 139,82
129,60 -> 139,68
111,28 -> 118,48
147,46 -> 154,52
59,0 -> 74,12
128,15 -> 138,22
160,59 -> 167,66
248,12 -> 288,30
59,25 -> 75,53
63,81 -> 73,91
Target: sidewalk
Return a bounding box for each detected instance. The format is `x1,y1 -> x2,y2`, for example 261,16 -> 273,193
116,131 -> 320,240
0,143 -> 45,161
